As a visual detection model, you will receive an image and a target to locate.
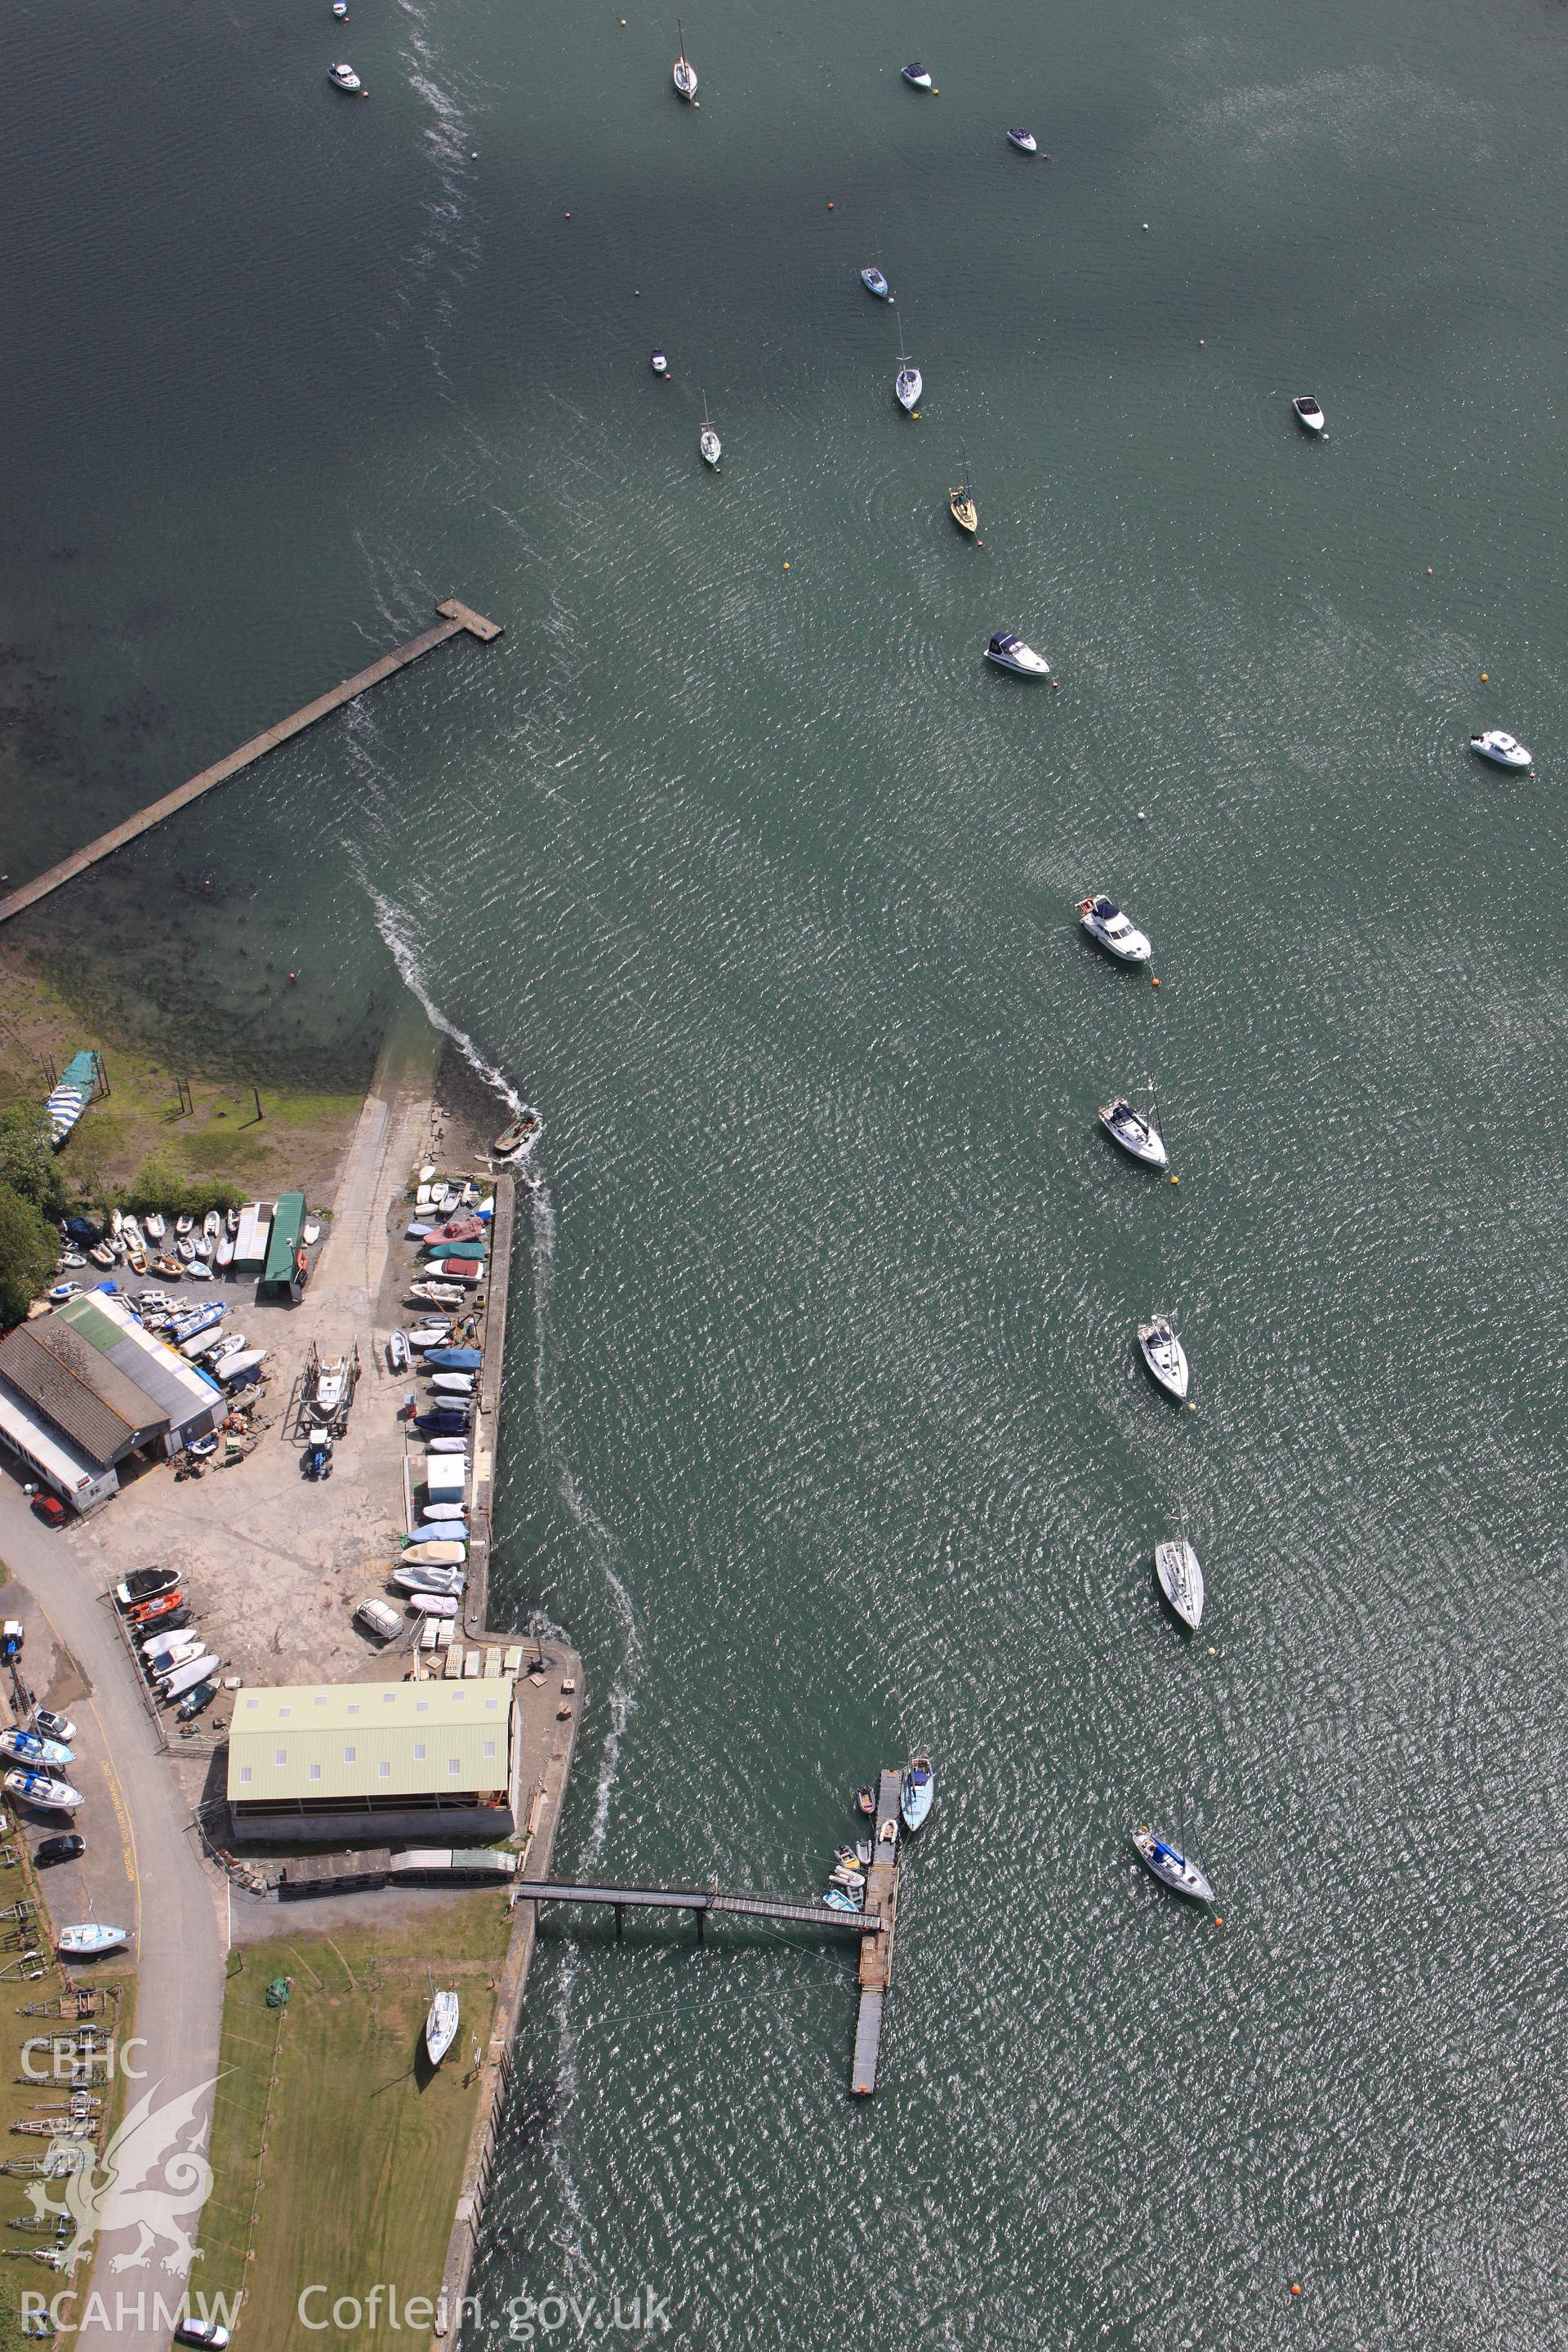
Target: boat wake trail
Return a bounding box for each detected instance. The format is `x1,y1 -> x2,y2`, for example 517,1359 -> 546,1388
358,870 -> 537,1133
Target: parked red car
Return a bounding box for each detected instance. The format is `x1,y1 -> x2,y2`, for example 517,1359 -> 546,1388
126,1590 -> 185,1628
29,1494 -> 67,1528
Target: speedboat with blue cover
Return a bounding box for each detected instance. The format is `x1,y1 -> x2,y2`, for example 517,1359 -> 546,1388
861,265 -> 893,300
901,1757 -> 933,1829
1077,893 -> 1151,962
986,631 -> 1049,676
901,62 -> 933,89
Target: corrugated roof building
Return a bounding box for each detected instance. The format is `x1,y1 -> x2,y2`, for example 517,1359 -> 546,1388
0,1291 -> 225,1508
226,1679 -> 519,1846
0,1320 -> 164,1466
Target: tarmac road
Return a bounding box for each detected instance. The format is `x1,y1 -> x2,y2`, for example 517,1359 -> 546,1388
0,1472 -> 225,2352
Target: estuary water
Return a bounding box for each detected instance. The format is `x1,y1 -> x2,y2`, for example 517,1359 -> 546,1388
6,0 -> 1568,2341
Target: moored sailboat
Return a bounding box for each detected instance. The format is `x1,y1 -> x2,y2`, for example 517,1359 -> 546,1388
948,439 -> 977,535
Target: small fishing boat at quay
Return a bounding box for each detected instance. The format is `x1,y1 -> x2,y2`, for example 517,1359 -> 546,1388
901,1757 -> 933,1829
0,1730 -> 74,1770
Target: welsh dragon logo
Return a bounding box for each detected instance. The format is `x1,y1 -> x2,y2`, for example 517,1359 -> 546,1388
27,2075 -> 216,2274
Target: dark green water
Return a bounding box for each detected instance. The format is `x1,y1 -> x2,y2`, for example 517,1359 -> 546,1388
7,0 -> 1568,2341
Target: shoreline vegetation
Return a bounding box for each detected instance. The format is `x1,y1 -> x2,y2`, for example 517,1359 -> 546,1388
0,941 -> 368,1219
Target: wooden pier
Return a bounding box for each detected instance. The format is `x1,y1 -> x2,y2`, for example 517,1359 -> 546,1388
0,598 -> 503,930
513,1878 -> 883,1939
851,1767 -> 904,2095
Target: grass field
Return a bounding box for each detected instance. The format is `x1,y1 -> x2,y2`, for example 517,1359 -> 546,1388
0,947 -> 363,1212
0,1840 -> 136,2342
197,1900 -> 514,2345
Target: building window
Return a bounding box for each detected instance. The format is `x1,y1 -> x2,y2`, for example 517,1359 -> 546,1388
483,1741 -> 497,1761
416,1702 -> 429,1714
343,1746 -> 357,1764
309,1765 -> 322,1784
347,1704 -> 360,1717
278,1707 -> 292,1719
448,1759 -> 461,1777
378,1762 -> 392,1781
412,1744 -> 426,1762
238,1766 -> 252,1784
274,1749 -> 287,1767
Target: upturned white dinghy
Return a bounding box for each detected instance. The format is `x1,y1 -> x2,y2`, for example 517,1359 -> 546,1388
1077,893 -> 1151,962
1154,1537 -> 1205,1630
1138,1315 -> 1189,1401
1099,1098 -> 1168,1169
1132,1825 -> 1214,1902
1470,729 -> 1532,772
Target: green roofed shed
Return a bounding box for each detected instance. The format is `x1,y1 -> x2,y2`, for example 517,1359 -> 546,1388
261,1191 -> 307,1300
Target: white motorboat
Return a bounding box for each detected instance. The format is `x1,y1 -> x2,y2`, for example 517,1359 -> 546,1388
328,60 -> 363,90
209,1333 -> 248,1364
314,1357 -> 348,1414
1077,893 -> 1151,962
203,1212 -> 221,1253
216,1348 -> 267,1383
1138,1316 -> 1190,1401
699,394 -> 721,470
650,349 -> 670,378
333,1 -> 348,16
1154,1538 -> 1205,1630
58,1924 -> 131,1960
1470,729 -> 1532,772
1132,1825 -> 1214,1902
986,630 -> 1049,675
861,265 -> 893,300
1099,1098 -> 1168,1169
672,18 -> 697,100
1291,394 -> 1325,436
428,1372 -> 475,1396
901,62 -> 933,90
893,313 -> 921,412
0,1730 -> 74,1770
4,1770 -> 83,1813
303,1218 -> 322,1245
1007,127 -> 1038,152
